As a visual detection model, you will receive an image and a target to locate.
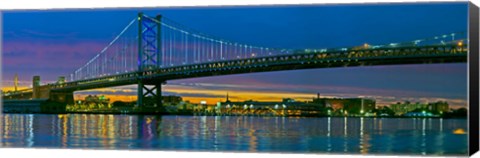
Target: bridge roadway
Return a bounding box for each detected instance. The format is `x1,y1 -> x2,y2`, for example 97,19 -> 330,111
49,44 -> 467,92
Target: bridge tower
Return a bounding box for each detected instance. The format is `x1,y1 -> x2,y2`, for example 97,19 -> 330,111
137,12 -> 164,109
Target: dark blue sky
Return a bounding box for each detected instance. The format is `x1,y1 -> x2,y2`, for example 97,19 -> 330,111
4,3 -> 468,48
2,2 -> 469,107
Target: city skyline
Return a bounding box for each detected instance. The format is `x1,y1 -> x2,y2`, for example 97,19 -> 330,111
2,3 -> 468,108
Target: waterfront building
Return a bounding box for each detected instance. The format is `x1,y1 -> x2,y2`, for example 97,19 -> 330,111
427,101 -> 449,114
343,98 -> 376,115
283,98 -> 296,103
216,93 -> 377,116
390,101 -> 428,116
403,111 -> 437,117
312,94 -> 376,115
84,95 -> 110,105
57,76 -> 66,84
218,98 -> 324,116
163,95 -> 182,104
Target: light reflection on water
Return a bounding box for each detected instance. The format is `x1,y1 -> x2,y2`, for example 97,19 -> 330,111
0,114 -> 468,155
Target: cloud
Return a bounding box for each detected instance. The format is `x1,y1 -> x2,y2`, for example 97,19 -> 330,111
20,30 -> 79,39
3,40 -> 110,81
166,79 -> 464,100
165,91 -> 225,98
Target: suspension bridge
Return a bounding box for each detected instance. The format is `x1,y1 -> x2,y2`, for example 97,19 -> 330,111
2,13 -> 468,109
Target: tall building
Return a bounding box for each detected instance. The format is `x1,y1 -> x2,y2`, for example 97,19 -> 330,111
14,74 -> 18,92
343,98 -> 376,115
225,92 -> 230,103
32,76 -> 41,98
314,97 -> 376,115
427,101 -> 449,113
390,102 -> 428,115
33,76 -> 40,87
312,93 -> 322,103
57,76 -> 66,84
163,95 -> 182,104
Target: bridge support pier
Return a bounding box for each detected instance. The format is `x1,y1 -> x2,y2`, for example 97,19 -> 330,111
49,91 -> 74,105
137,81 -> 163,109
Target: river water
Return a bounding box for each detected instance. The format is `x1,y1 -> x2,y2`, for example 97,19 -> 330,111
0,114 -> 468,156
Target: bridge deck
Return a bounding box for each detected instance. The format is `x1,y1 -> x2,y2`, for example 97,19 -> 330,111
46,44 -> 466,92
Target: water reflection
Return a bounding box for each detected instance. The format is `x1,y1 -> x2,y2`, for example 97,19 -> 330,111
1,114 -> 468,155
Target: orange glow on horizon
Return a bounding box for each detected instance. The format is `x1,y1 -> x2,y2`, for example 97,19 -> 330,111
3,85 -> 467,109
73,86 -> 318,105
2,86 -> 31,92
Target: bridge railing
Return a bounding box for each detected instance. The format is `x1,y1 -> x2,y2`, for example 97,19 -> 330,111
51,42 -> 467,91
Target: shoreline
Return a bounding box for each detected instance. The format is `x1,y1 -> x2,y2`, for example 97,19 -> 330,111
1,111 -> 468,119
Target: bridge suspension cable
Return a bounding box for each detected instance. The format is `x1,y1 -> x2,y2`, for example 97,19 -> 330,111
72,18 -> 140,81
141,15 -> 294,68
69,13 -> 467,82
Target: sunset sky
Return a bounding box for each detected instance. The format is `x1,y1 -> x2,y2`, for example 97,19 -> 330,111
2,2 -> 469,108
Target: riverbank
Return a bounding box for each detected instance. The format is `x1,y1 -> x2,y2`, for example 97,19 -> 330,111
8,110 -> 461,119
3,105 -> 466,118
2,99 -> 67,114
